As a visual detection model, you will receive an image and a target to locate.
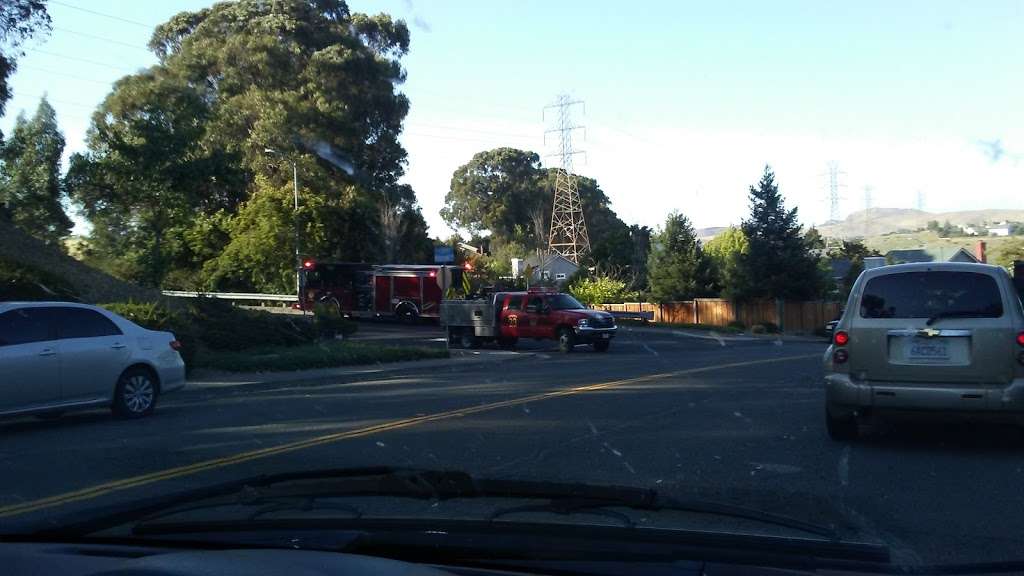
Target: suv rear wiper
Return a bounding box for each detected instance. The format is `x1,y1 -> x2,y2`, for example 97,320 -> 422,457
925,309 -> 991,326
41,467 -> 838,541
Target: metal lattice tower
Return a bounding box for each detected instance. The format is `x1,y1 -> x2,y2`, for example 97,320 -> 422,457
824,161 -> 846,222
863,185 -> 873,237
544,94 -> 590,264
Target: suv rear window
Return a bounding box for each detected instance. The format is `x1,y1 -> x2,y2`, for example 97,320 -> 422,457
860,271 -> 1004,319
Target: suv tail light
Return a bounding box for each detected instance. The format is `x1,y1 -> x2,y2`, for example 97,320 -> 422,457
832,330 -> 849,364
1017,332 -> 1024,347
170,340 -> 182,351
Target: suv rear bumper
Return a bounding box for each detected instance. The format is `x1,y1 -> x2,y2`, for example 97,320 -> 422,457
826,372 -> 1024,421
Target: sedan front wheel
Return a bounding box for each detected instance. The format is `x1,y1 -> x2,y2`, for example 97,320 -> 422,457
113,367 -> 159,419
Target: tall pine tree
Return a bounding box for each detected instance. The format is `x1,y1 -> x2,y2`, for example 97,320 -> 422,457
735,166 -> 822,300
647,212 -> 715,303
0,96 -> 72,246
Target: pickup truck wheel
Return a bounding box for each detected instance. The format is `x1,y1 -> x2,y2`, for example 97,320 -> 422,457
459,330 -> 479,349
557,328 -> 575,353
592,340 -> 610,352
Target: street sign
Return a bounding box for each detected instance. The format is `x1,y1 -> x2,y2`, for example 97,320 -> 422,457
434,246 -> 455,264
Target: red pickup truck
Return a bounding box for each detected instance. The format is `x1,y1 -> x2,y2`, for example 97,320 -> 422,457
440,290 -> 618,352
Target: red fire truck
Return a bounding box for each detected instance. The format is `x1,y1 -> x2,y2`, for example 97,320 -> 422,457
299,260 -> 470,321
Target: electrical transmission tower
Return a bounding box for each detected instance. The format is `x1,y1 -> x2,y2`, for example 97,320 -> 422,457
863,185 -> 873,237
823,161 -> 846,222
544,94 -> 590,264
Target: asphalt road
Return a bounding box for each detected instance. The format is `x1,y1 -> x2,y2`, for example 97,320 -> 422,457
2,326 -> 1023,567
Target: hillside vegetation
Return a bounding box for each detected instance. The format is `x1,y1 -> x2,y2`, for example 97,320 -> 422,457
1,219 -> 161,303
819,208 -> 1024,238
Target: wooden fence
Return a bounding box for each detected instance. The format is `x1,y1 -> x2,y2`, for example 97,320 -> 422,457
594,299 -> 841,334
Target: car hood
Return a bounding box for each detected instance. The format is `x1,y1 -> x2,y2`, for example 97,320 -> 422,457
561,309 -> 615,322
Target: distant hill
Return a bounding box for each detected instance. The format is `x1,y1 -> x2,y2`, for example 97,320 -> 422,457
818,208 -> 1024,238
0,220 -> 162,304
696,226 -> 729,241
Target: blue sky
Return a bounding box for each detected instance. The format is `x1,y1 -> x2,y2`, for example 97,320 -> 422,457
3,0 -> 1022,236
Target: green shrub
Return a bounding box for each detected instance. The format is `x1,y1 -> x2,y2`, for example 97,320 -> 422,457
193,341 -> 447,372
186,298 -> 316,351
312,303 -> 358,339
569,276 -> 628,306
1,258 -> 79,301
727,320 -> 746,331
751,322 -> 780,334
101,301 -> 197,368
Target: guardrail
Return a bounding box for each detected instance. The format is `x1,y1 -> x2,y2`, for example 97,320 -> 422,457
161,290 -> 296,302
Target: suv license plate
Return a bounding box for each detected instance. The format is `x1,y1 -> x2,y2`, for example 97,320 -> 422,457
907,338 -> 950,361
601,333 -> 610,339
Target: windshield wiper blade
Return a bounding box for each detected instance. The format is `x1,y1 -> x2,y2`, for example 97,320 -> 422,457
925,309 -> 991,326
38,467 -> 838,542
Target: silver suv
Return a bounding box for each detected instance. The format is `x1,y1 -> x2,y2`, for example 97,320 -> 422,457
824,262 -> 1024,440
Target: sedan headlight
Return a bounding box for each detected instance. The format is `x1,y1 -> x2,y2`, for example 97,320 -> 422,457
577,319 -> 589,327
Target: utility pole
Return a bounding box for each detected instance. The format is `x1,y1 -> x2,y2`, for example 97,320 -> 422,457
544,94 -> 590,264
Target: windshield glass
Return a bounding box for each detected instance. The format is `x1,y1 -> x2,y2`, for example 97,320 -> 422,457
548,294 -> 585,310
3,0 -> 1024,571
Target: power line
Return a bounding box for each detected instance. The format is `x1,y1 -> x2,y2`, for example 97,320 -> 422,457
403,131 -> 533,144
405,122 -> 535,140
16,65 -> 113,85
49,0 -> 156,28
15,91 -> 96,110
25,48 -> 136,72
52,26 -> 151,51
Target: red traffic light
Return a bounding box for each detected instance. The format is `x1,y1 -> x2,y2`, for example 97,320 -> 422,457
302,259 -> 316,270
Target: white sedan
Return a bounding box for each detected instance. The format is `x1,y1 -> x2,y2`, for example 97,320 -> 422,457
0,302 -> 186,419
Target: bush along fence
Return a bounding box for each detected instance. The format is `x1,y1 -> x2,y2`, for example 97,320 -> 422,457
593,299 -> 842,334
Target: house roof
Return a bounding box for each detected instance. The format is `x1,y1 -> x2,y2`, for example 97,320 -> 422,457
524,252 -> 580,270
885,247 -> 980,264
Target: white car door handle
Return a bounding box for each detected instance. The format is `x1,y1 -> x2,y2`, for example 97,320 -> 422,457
38,348 -> 56,356
111,343 -> 127,349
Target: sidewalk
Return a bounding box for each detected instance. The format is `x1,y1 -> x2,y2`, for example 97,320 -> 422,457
186,348 -> 533,389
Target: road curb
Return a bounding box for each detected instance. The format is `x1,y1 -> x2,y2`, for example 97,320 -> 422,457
186,350 -> 536,390
620,325 -> 827,343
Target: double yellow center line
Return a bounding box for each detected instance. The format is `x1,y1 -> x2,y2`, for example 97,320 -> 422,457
0,354 -> 817,519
